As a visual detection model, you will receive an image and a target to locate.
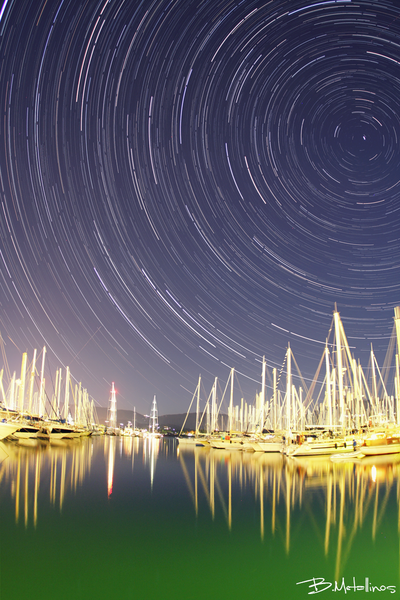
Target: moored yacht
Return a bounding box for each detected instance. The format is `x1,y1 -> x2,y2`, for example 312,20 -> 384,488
360,430 -> 400,456
11,425 -> 41,440
209,433 -> 255,451
251,433 -> 285,453
284,432 -> 362,457
177,433 -> 209,447
37,423 -> 80,441
0,421 -> 21,440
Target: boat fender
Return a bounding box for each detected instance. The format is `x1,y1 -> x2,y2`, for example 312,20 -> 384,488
335,443 -> 337,449
344,442 -> 346,448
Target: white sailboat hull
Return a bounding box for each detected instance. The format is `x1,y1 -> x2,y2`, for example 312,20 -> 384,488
209,438 -> 254,451
0,422 -> 21,440
251,439 -> 284,453
285,439 -> 357,457
12,427 -> 40,439
361,443 -> 400,456
177,436 -> 209,447
38,426 -> 80,440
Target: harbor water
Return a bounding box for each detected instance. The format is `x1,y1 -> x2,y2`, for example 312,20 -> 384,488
0,436 -> 399,599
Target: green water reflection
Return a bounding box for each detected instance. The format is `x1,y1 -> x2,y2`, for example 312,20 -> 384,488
0,437 -> 399,599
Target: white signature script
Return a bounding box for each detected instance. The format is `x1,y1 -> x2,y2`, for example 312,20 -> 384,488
296,577 -> 396,594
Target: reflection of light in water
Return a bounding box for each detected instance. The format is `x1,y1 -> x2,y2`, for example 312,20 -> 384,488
178,448 -> 400,581
143,436 -> 160,489
372,465 -> 377,483
60,451 -> 66,511
107,436 -> 116,497
0,441 -> 8,464
0,439 -> 93,528
259,462 -> 264,541
24,461 -> 29,528
228,458 -> 232,530
34,452 -> 40,528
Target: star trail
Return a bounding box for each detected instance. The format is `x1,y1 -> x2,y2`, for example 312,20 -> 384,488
0,0 -> 400,413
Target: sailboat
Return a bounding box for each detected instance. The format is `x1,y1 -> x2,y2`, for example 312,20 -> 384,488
0,420 -> 21,440
359,429 -> 400,456
145,396 -> 162,438
207,368 -> 257,451
11,424 -> 41,440
284,306 -> 366,457
177,376 -> 209,446
250,356 -> 285,453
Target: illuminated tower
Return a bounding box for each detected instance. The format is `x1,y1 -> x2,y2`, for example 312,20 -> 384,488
107,382 -> 117,431
149,395 -> 158,433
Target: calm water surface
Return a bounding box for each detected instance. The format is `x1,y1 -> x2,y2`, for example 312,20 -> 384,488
0,436 -> 399,599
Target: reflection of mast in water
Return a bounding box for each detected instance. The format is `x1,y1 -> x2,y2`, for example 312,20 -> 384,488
177,448 -> 196,508
285,461 -> 291,554
34,451 -> 40,527
325,470 -> 332,555
252,453 -> 284,541
210,451 -> 215,519
228,457 -> 232,530
195,447 -> 198,515
398,477 -> 400,535
179,447 -> 231,524
259,460 -> 264,541
60,450 -> 67,511
178,445 -> 400,578
119,435 -> 138,470
335,470 -> 346,582
0,439 -> 94,527
289,455 -> 400,582
195,449 -> 211,516
107,435 -> 116,497
271,466 -> 279,536
143,436 -> 160,489
15,450 -> 21,523
211,453 -> 230,528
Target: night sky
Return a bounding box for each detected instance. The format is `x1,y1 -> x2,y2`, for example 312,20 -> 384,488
1,0 -> 400,414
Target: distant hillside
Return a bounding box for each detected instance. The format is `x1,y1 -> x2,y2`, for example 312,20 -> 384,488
159,413 -> 197,431
96,407 -> 149,429
96,407 -> 228,431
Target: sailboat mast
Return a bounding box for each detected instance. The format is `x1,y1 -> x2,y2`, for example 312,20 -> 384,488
9,372 -> 16,410
212,377 -> 217,431
371,344 -> 378,420
286,344 -> 291,432
395,306 -> 400,359
38,346 -> 46,418
53,368 -> 59,417
273,367 -> 277,430
394,307 -> 400,426
325,342 -> 332,428
27,349 -> 37,415
396,354 -> 400,427
18,352 -> 27,414
229,368 -> 234,432
260,356 -> 266,433
0,369 -> 6,405
195,375 -> 200,435
64,366 -> 70,421
56,368 -> 62,418
333,306 -> 344,432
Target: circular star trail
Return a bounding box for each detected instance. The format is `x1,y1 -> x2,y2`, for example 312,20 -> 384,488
0,0 -> 400,411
